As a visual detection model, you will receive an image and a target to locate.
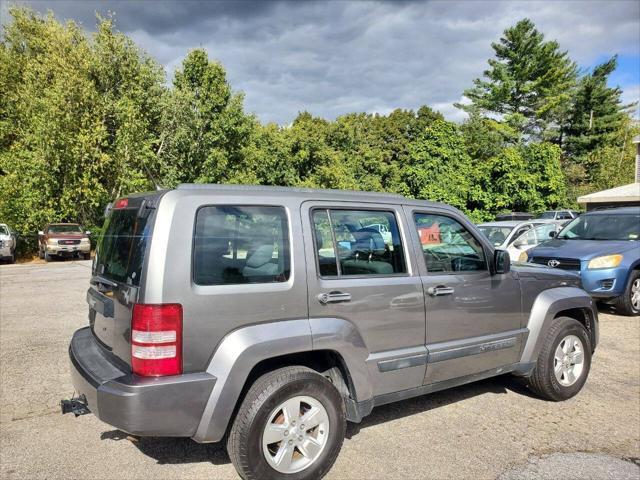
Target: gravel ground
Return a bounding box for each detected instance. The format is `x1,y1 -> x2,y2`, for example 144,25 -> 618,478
1,260 -> 639,479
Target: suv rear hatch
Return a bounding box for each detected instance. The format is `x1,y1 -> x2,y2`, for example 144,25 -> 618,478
88,193 -> 164,368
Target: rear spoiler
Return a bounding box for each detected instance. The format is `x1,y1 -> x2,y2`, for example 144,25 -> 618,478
103,193 -> 165,219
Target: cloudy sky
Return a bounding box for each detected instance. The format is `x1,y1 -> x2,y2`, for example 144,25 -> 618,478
2,0 -> 639,124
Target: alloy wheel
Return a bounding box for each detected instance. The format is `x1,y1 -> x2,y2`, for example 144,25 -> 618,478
553,335 -> 585,386
262,395 -> 329,474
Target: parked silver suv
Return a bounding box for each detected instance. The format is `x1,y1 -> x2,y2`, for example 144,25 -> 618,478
64,185 -> 598,479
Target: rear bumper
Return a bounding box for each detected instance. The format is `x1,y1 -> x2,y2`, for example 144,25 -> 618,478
69,327 -> 216,437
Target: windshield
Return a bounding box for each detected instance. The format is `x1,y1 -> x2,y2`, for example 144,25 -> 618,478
558,214 -> 640,241
0,226 -> 8,236
48,224 -> 82,233
478,226 -> 514,247
95,208 -> 150,285
538,212 -> 555,219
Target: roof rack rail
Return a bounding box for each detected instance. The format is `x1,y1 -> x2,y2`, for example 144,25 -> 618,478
176,183 -> 405,198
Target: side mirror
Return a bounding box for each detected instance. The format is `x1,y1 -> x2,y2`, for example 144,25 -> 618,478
85,231 -> 91,235
549,231 -> 557,238
494,249 -> 511,274
38,231 -> 44,236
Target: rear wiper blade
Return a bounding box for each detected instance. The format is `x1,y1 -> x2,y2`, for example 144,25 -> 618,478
90,276 -> 118,291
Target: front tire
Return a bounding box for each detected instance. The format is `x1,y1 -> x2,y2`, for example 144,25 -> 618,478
527,316 -> 592,401
612,270 -> 640,316
227,366 -> 346,480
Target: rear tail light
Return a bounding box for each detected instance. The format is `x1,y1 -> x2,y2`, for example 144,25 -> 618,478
131,304 -> 182,377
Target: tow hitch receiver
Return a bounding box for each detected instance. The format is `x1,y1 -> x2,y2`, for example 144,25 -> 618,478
60,394 -> 90,416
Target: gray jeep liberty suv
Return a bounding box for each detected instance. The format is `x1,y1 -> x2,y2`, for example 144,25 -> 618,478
63,185 -> 598,479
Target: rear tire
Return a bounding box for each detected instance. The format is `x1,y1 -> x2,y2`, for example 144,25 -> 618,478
38,247 -> 44,259
527,316 -> 591,401
8,251 -> 15,264
612,270 -> 640,316
227,366 -> 346,480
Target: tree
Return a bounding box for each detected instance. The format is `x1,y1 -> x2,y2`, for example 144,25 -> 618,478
459,19 -> 577,139
159,49 -> 255,186
0,7 -> 165,252
563,56 -> 631,164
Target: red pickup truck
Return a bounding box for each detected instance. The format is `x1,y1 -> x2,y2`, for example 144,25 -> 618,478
38,223 -> 91,261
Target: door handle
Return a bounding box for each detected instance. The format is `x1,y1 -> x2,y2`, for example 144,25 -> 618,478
427,286 -> 455,296
318,291 -> 352,304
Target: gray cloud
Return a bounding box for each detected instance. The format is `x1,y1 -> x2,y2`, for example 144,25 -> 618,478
4,0 -> 640,124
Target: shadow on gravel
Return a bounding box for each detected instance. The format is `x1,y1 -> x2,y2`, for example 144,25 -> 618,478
100,430 -> 230,465
99,374 -> 535,465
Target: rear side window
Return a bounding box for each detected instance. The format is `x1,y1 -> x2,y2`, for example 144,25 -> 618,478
193,206 -> 290,286
95,208 -> 150,286
312,209 -> 406,277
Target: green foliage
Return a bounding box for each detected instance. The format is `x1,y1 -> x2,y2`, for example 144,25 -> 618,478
159,49 -> 255,186
0,8 -> 163,247
469,142 -> 566,216
0,9 -> 634,257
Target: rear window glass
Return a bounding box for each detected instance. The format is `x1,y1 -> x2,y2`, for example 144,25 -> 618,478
95,208 -> 150,285
193,205 -> 290,286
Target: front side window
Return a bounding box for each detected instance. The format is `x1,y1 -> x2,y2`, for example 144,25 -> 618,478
414,213 -> 486,273
193,206 -> 290,286
312,209 -> 406,277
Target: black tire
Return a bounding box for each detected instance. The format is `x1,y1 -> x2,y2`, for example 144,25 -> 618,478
527,316 -> 592,401
83,252 -> 91,260
44,251 -> 52,262
611,270 -> 640,316
227,366 -> 346,480
9,251 -> 15,264
38,247 -> 44,260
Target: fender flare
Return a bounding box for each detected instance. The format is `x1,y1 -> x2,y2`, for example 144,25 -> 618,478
192,317 -> 374,443
519,287 -> 597,366
193,319 -> 312,443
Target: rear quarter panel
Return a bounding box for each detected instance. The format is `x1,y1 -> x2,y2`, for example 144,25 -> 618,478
140,190 -> 309,373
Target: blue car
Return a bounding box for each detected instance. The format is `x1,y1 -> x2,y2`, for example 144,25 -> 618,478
526,207 -> 640,316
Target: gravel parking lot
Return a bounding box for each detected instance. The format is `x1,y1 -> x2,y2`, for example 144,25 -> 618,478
1,261 -> 639,479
